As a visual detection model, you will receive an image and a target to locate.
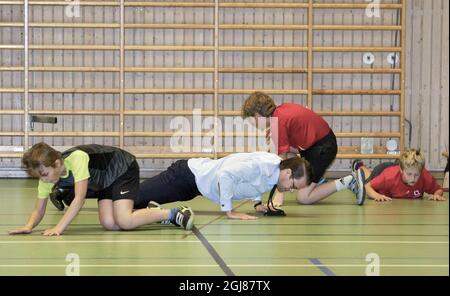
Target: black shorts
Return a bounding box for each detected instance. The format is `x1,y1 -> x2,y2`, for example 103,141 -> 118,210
97,160 -> 140,202
134,160 -> 201,209
299,130 -> 338,183
366,162 -> 398,184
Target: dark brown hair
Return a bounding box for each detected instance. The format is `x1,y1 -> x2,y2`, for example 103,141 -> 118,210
241,91 -> 277,118
279,156 -> 312,186
22,142 -> 62,177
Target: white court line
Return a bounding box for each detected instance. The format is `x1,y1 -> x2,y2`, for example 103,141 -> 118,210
0,264 -> 448,268
0,240 -> 448,244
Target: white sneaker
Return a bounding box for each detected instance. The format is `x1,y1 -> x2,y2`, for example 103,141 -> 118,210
348,168 -> 366,206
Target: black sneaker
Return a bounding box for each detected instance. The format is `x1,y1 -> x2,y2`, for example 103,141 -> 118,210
170,206 -> 194,230
348,168 -> 366,206
49,188 -> 65,211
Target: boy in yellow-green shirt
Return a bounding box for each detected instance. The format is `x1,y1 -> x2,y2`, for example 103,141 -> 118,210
8,143 -> 194,236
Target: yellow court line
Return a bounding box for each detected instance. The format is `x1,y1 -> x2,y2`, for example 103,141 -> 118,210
0,264 -> 448,268
0,240 -> 448,244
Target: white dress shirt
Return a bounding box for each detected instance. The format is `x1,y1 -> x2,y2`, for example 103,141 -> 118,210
187,152 -> 281,212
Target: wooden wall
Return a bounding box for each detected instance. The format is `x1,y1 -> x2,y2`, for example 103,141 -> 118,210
0,0 -> 448,177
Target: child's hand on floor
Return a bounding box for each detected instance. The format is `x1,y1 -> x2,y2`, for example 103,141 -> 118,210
373,195 -> 392,202
226,211 -> 258,220
8,227 -> 32,235
428,194 -> 446,201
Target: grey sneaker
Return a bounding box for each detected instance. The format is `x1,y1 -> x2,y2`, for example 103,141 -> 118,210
170,206 -> 195,230
351,159 -> 364,173
348,168 -> 366,206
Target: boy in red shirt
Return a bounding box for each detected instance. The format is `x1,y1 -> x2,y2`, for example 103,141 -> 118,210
242,92 -> 366,206
353,149 -> 445,202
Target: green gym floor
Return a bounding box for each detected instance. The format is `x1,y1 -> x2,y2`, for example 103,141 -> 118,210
0,179 -> 448,276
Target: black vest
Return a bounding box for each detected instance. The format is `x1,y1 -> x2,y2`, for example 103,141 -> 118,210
57,144 -> 135,192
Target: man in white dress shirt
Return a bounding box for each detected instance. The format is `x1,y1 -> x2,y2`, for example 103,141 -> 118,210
135,152 -> 313,220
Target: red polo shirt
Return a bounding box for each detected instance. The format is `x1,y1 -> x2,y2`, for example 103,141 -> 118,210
271,103 -> 331,154
369,165 -> 442,198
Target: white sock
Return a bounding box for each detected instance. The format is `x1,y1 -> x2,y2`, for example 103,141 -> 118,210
335,175 -> 353,191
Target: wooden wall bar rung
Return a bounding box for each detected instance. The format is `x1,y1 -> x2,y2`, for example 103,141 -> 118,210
3,44 -> 402,52
218,153 -> 399,159
0,1 -> 404,9
0,132 -> 24,136
0,153 -> 23,158
318,111 -> 402,117
314,47 -> 401,52
313,3 -> 402,9
0,88 -> 25,93
1,22 -> 402,31
125,132 -> 266,137
219,3 -> 308,8
135,153 -> 215,159
125,110 -> 215,116
315,68 -> 402,74
220,24 -> 307,30
29,110 -> 119,115
29,1 -> 119,6
0,45 -> 24,49
0,22 -> 23,27
124,2 -> 308,9
0,151 -> 400,160
218,111 -> 402,117
32,66 -> 120,72
28,132 -> 119,137
313,90 -> 402,95
220,46 -> 307,52
335,154 -> 400,160
130,132 -> 402,138
5,131 -> 400,138
29,88 -> 120,93
125,2 -> 214,8
219,89 -> 308,95
0,88 -> 403,95
336,132 -> 401,138
29,45 -> 120,50
126,88 -> 213,94
0,109 -> 24,114
125,67 -> 213,73
314,25 -> 402,31
3,110 -> 400,117
0,66 -> 25,71
126,45 -> 214,51
221,68 -> 306,73
125,24 -> 214,29
0,66 -> 402,74
30,22 -> 119,28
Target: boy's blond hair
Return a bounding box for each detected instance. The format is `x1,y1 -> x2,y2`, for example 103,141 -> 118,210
399,149 -> 425,171
241,91 -> 277,118
22,142 -> 62,177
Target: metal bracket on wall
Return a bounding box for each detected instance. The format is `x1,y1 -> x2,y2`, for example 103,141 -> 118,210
30,115 -> 57,131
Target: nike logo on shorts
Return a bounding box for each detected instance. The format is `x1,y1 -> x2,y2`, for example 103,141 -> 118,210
120,190 -> 130,195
